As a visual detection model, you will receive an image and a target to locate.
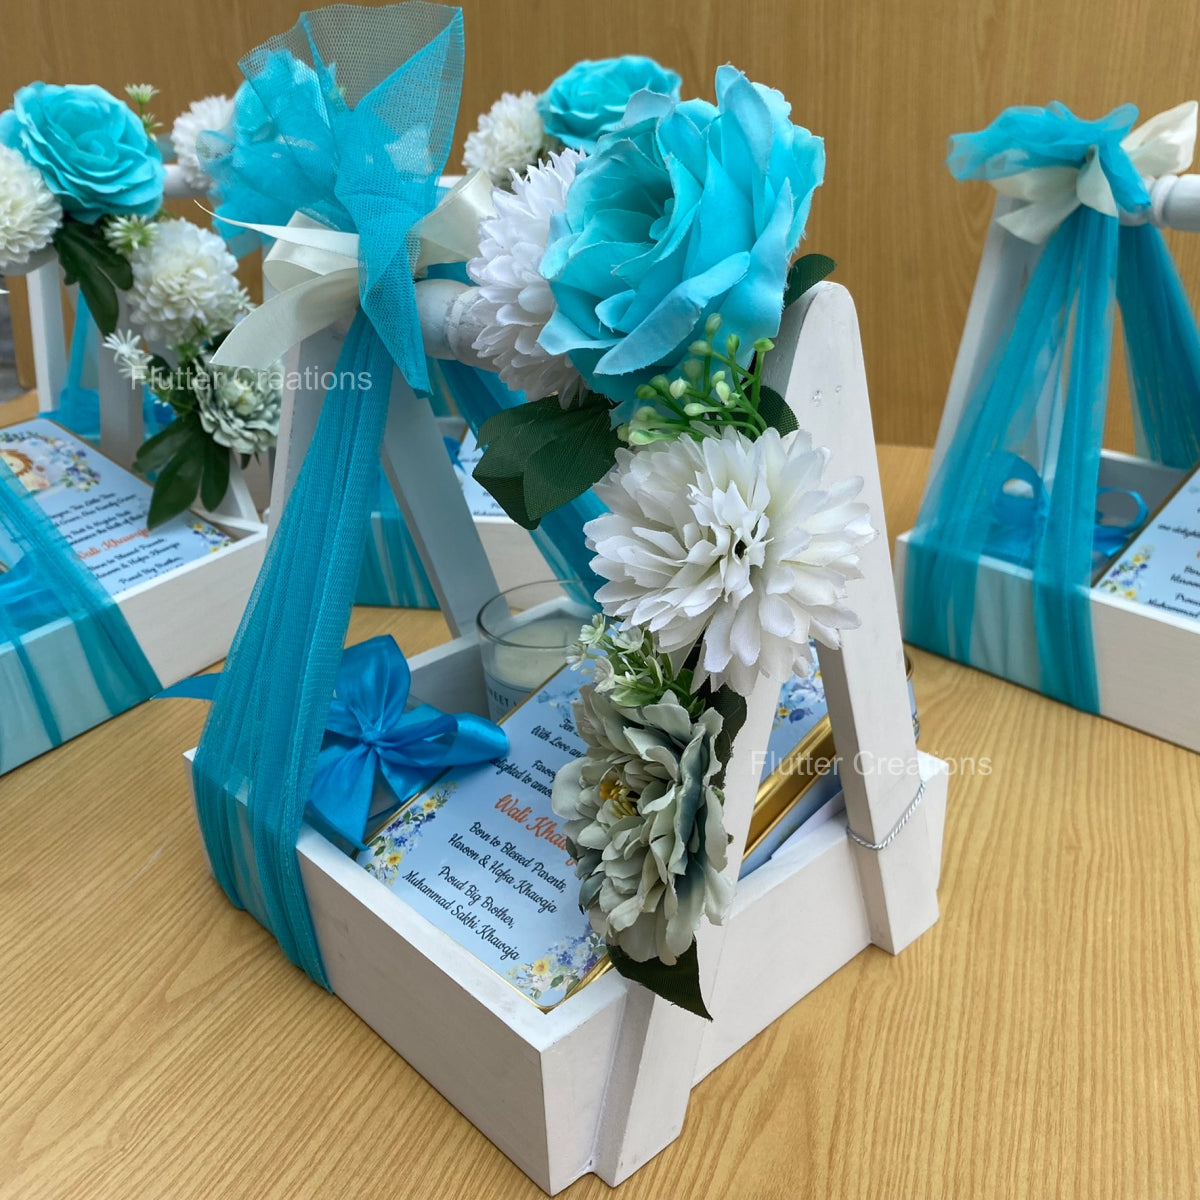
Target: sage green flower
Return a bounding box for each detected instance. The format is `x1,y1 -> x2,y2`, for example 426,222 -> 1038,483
552,687 -> 733,965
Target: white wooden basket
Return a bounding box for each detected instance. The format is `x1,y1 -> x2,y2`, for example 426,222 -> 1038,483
894,191 -> 1200,752
186,280 -> 949,1193
2,224 -> 268,774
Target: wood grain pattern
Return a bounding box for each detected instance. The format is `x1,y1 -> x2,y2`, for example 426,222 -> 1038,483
2,443 -> 1198,1199
6,0 -> 1200,446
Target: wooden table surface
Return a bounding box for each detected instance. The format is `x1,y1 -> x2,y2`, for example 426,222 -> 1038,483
2,424 -> 1198,1200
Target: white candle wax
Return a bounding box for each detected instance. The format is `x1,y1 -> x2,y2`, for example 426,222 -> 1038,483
481,613 -> 586,719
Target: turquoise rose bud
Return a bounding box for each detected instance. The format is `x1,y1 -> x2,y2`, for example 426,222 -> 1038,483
0,82 -> 164,223
539,67 -> 824,406
538,55 -> 681,152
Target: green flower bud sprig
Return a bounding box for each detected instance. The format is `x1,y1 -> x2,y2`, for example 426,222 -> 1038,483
617,312 -> 776,447
124,83 -> 161,138
568,614 -> 705,715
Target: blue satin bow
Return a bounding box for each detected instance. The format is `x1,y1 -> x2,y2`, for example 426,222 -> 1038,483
308,635 -> 507,847
985,454 -> 1148,566
161,634 -> 508,848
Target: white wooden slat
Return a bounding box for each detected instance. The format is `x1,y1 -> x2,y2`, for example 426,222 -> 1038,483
927,195 -> 1040,484
379,368 -> 499,639
267,329 -> 340,540
594,281 -> 943,1183
25,259 -> 67,411
765,282 -> 940,955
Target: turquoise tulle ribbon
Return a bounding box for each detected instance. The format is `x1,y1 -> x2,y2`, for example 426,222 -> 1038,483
57,295 -> 100,441
163,635 -> 507,847
0,456 -> 159,773
191,4 -> 466,987
906,102 -> 1200,711
0,554 -> 66,638
356,464 -> 440,608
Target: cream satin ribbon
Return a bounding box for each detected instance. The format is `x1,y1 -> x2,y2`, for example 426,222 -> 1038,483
209,170 -> 496,370
993,101 -> 1198,243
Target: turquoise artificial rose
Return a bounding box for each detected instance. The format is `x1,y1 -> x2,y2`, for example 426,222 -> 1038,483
539,67 -> 824,406
0,82 -> 163,223
538,55 -> 681,152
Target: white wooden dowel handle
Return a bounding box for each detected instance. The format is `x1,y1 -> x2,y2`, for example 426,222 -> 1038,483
415,278 -> 493,370
1122,173 -> 1200,232
162,163 -> 206,201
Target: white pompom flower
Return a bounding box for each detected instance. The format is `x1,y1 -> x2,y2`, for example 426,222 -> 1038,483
126,217 -> 250,348
463,90 -> 555,187
0,145 -> 62,271
587,427 -> 876,696
170,95 -> 235,192
468,148 -> 584,404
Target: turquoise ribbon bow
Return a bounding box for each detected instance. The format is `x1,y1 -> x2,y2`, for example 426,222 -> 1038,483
309,636 -> 507,846
162,635 -> 508,847
985,454 -> 1149,566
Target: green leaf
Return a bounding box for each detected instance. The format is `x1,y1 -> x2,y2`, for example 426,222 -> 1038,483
472,469 -> 534,528
608,940 -> 712,1019
473,394 -> 620,529
52,218 -> 134,336
134,414 -> 203,477
147,444 -> 204,529
200,438 -> 231,512
57,218 -> 134,286
783,252 -> 836,310
757,386 -> 799,436
522,409 -> 621,519
708,684 -> 748,788
55,240 -> 119,336
476,396 -> 561,446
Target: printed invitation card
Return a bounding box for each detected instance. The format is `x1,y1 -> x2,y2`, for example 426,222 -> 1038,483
0,418 -> 234,596
1096,467 -> 1200,623
358,659 -> 840,1009
359,662 -> 607,1009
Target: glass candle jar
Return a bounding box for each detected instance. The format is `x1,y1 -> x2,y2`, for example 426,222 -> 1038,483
476,579 -> 596,720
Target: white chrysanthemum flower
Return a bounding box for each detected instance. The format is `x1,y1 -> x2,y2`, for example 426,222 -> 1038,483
587,428 -> 876,695
0,145 -> 62,271
102,329 -> 152,383
463,90 -> 554,186
105,214 -> 157,255
196,362 -> 281,456
170,94 -> 235,191
126,217 -> 250,347
468,149 -> 584,404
